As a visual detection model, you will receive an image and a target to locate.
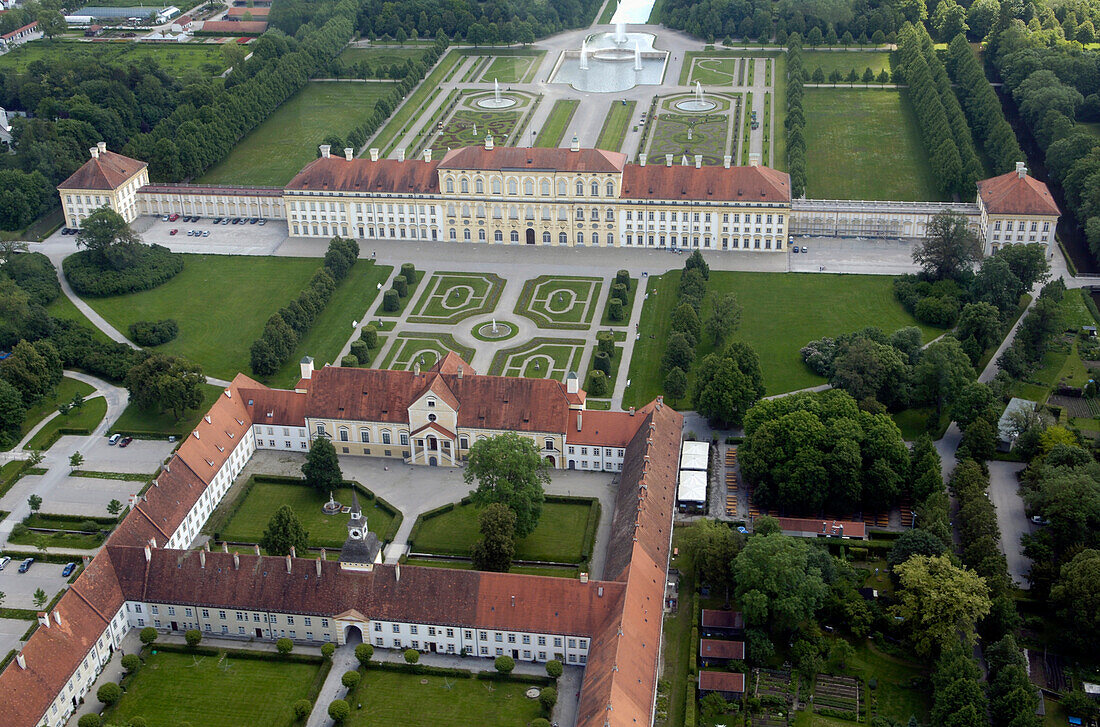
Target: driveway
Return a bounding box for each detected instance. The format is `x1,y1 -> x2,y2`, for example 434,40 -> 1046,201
987,461 -> 1033,588
0,617 -> 29,656
10,473 -> 143,518
0,562 -> 72,609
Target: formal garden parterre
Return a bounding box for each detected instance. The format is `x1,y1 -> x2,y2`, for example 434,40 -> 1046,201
380,332 -> 476,371
406,272 -> 505,325
514,275 -> 603,330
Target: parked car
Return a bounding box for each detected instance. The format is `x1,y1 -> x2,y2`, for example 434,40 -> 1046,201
168,213 -> 180,221
61,562 -> 76,577
258,218 -> 266,226
221,218 -> 230,225
791,246 -> 799,253
119,436 -> 133,448
169,229 -> 178,235
0,556 -> 11,570
162,215 -> 170,222
249,218 -> 258,224
108,433 -> 121,445
202,230 -> 210,237
212,217 -> 222,224
18,557 -> 34,573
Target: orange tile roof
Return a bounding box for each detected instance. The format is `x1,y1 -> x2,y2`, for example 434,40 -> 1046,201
977,169 -> 1060,216
174,374 -> 257,484
241,386 -> 307,427
1,21 -> 36,40
621,163 -> 791,203
285,157 -> 440,194
201,19 -> 267,33
438,146 -> 627,173
698,671 -> 746,693
431,351 -> 474,376
700,638 -> 745,660
57,150 -> 146,191
571,408 -> 649,446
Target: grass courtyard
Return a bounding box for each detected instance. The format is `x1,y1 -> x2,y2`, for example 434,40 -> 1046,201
476,51 -> 543,83
802,50 -> 893,79
213,477 -> 397,548
380,332 -> 476,371
0,40 -> 226,77
410,499 -> 598,563
430,104 -> 526,158
646,110 -> 734,167
334,46 -> 433,77
803,89 -> 943,201
80,255 -> 323,381
514,275 -> 603,330
623,270 -> 940,408
487,338 -> 587,380
3,376 -> 94,451
596,100 -> 636,152
103,647 -> 327,727
343,668 -> 547,727
23,396 -> 107,451
407,272 -> 505,325
198,82 -> 395,187
534,99 -> 579,148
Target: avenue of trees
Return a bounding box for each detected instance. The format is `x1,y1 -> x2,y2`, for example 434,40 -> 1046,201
785,36 -> 807,198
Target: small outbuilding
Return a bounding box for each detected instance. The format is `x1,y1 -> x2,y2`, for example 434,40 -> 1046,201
699,639 -> 744,667
697,671 -> 745,701
700,609 -> 744,638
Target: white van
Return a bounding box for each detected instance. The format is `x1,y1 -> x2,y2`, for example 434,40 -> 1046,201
108,433 -> 122,445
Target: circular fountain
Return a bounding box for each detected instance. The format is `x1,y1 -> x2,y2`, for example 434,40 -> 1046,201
477,79 -> 517,109
676,82 -> 717,112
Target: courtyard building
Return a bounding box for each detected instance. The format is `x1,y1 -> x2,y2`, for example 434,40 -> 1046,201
977,162 -> 1061,254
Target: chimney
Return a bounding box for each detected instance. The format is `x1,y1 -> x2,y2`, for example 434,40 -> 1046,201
414,362 -> 420,376
144,544 -> 151,562
316,556 -> 322,577
222,542 -> 229,553
319,145 -> 331,159
570,134 -> 580,152
395,564 -> 401,582
422,148 -> 432,162
200,549 -> 206,568
344,147 -> 354,161
457,365 -> 463,379
749,153 -> 760,167
53,611 -> 61,626
694,154 -> 702,169
97,141 -> 106,154
286,554 -> 292,573
1016,161 -> 1027,178
579,572 -> 589,583
82,555 -> 90,566
723,155 -> 731,169
629,406 -> 635,416
37,612 -> 49,628
204,541 -> 211,552
16,653 -> 25,669
485,134 -> 494,150
577,412 -> 583,432
639,153 -> 647,167
369,148 -> 379,162
300,356 -> 314,381
233,552 -> 240,570
89,146 -> 99,160
566,371 -> 578,394
665,154 -> 673,167
396,148 -> 405,162
290,546 -> 296,558
253,543 -> 261,556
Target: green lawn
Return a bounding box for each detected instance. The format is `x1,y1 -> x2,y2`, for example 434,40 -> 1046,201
44,294 -> 111,342
411,500 -> 597,563
596,100 -> 636,152
80,254 -> 322,381
8,529 -> 103,549
215,478 -> 396,548
478,54 -> 539,83
403,557 -> 578,578
0,40 -> 226,77
663,527 -> 698,727
847,640 -> 930,723
407,272 -> 504,325
199,82 -> 394,186
372,50 -> 464,154
380,332 -> 476,371
111,383 -> 223,438
344,668 -> 546,727
802,50 -> 893,79
103,648 -> 326,727
269,261 -> 393,388
624,270 -> 940,408
24,396 -> 107,450
515,276 -> 603,329
534,100 -> 579,147
598,0 -> 618,23
3,377 -> 95,451
803,89 -> 944,201
335,46 -> 431,77
488,338 -> 586,379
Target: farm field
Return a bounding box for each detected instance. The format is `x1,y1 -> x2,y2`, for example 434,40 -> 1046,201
0,40 -> 226,76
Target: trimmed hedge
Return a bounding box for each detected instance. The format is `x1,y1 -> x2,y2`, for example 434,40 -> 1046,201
128,319 -> 179,347
150,642 -> 326,665
63,245 -> 183,297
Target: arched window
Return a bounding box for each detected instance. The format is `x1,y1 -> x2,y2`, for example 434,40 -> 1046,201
338,427 -> 349,442
606,233 -> 614,245
460,203 -> 470,217
476,204 -> 485,218
543,231 -> 551,243
509,205 -> 519,219
475,178 -> 484,194
510,230 -> 519,242
558,180 -> 568,196
446,203 -> 456,217
558,208 -> 567,221
449,229 -> 456,240
606,209 -> 614,221
606,181 -> 614,196
381,430 -> 391,445
541,180 -> 551,196
591,181 -> 599,196
507,179 -> 518,195
577,232 -> 584,244
544,438 -> 554,450
478,229 -> 486,241
494,230 -> 503,242
525,205 -> 534,220
591,208 -> 599,220
541,206 -> 550,220
492,205 -> 502,219
592,232 -> 599,245
460,178 -> 469,193
576,180 -> 584,195
360,430 -> 370,443
492,178 -> 502,194
524,179 -> 534,195
559,232 -> 568,244
463,228 -> 471,240
445,178 -> 454,193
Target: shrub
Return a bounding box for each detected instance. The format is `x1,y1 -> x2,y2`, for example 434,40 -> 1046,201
615,269 -> 631,289
63,245 -> 183,297
121,653 -> 141,672
539,686 -> 557,711
611,282 -> 627,302
328,699 -> 350,723
321,642 -> 335,659
349,340 -> 370,363
139,627 -> 157,645
292,698 -> 311,719
494,654 -> 515,674
128,717 -> 148,727
97,682 -> 122,705
128,319 -> 179,347
276,637 -> 293,655
355,643 -> 374,667
401,262 -> 416,281
382,289 -> 400,312
341,670 -> 361,689
360,325 -> 379,348
392,275 -> 409,298
185,629 -> 202,647
587,370 -> 610,397
340,354 -> 359,367
404,648 -> 420,664
78,714 -> 102,727
608,297 -> 624,321
914,295 -> 959,327
593,351 -> 611,375
596,331 -> 615,357
545,659 -> 563,679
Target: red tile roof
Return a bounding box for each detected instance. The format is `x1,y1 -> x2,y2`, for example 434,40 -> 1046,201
1,21 -> 37,40
438,146 -> 627,173
226,6 -> 269,15
431,351 -> 473,376
201,20 -> 267,33
285,157 -> 440,194
621,163 -> 791,203
701,610 -> 744,630
977,169 -> 1060,216
241,386 -> 307,427
776,517 -> 866,539
571,408 -> 649,447
57,150 -> 147,191
698,671 -> 746,693
700,639 -> 745,660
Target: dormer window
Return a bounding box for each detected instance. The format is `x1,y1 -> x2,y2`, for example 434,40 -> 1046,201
427,399 -> 435,408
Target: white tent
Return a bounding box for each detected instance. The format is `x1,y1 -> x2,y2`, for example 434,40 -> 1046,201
680,440 -> 709,471
677,469 -> 706,504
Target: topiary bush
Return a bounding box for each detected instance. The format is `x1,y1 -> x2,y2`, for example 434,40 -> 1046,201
340,354 -> 359,367
293,698 -> 312,719
321,642 -> 335,660
593,351 -> 611,375
392,275 -> 409,298
128,717 -> 148,727
276,637 -> 293,654
382,289 -> 400,312
128,319 -> 179,347
401,263 -> 416,281
63,245 -> 183,297
539,686 -> 557,711
185,629 -> 202,647
494,655 -> 515,674
341,670 -> 361,689
608,297 -> 624,321
404,648 -> 420,664
545,659 -> 563,679
360,325 -> 379,348
97,682 -> 122,705
349,340 -> 370,363
121,653 -> 141,672
587,370 -> 610,397
328,699 -> 350,723
139,626 -> 157,645
78,714 -> 102,727
355,642 -> 374,667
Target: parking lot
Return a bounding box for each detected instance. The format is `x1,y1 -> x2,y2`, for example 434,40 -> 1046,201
0,618 -> 30,656
18,473 -> 142,518
0,561 -> 71,609
71,435 -> 175,475
132,215 -> 289,255
788,236 -> 920,275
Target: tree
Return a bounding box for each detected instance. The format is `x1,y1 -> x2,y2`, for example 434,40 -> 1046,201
959,416 -> 996,461
260,504 -> 309,556
69,451 -> 84,470
303,437 -> 343,494
75,207 -> 142,270
277,637 -> 294,654
321,642 -> 335,659
79,714 -> 103,727
121,654 -> 141,672
29,586 -> 42,609
827,640 -> 854,672
471,502 -> 516,572
125,354 -> 205,420
692,341 -> 765,427
185,629 -> 202,647
1050,549 -> 1100,651
0,380 -> 24,446
661,332 -> 694,373
465,433 -> 548,539
681,518 -> 742,602
0,340 -> 62,404
887,528 -> 947,570
139,626 -> 157,645
545,659 -> 563,679
107,499 -> 123,517
829,336 -> 909,407
996,243 -> 1049,289
97,682 -> 122,705
704,293 -> 742,346
912,210 -> 982,280
892,554 -> 991,658
37,11 -> 66,39
670,303 -> 701,345
732,534 -> 827,635
293,699 -> 312,719
914,338 -> 976,415
341,670 -> 361,689
404,648 -> 419,664
495,654 -> 515,674
328,700 -> 350,723
355,642 -> 373,666
539,686 -> 557,711
956,302 -> 1002,353
1061,691 -> 1100,720
663,366 -> 688,400
27,494 -> 41,513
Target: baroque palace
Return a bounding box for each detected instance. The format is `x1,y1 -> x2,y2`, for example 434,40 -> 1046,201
0,355 -> 683,727
58,141 -> 1060,256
